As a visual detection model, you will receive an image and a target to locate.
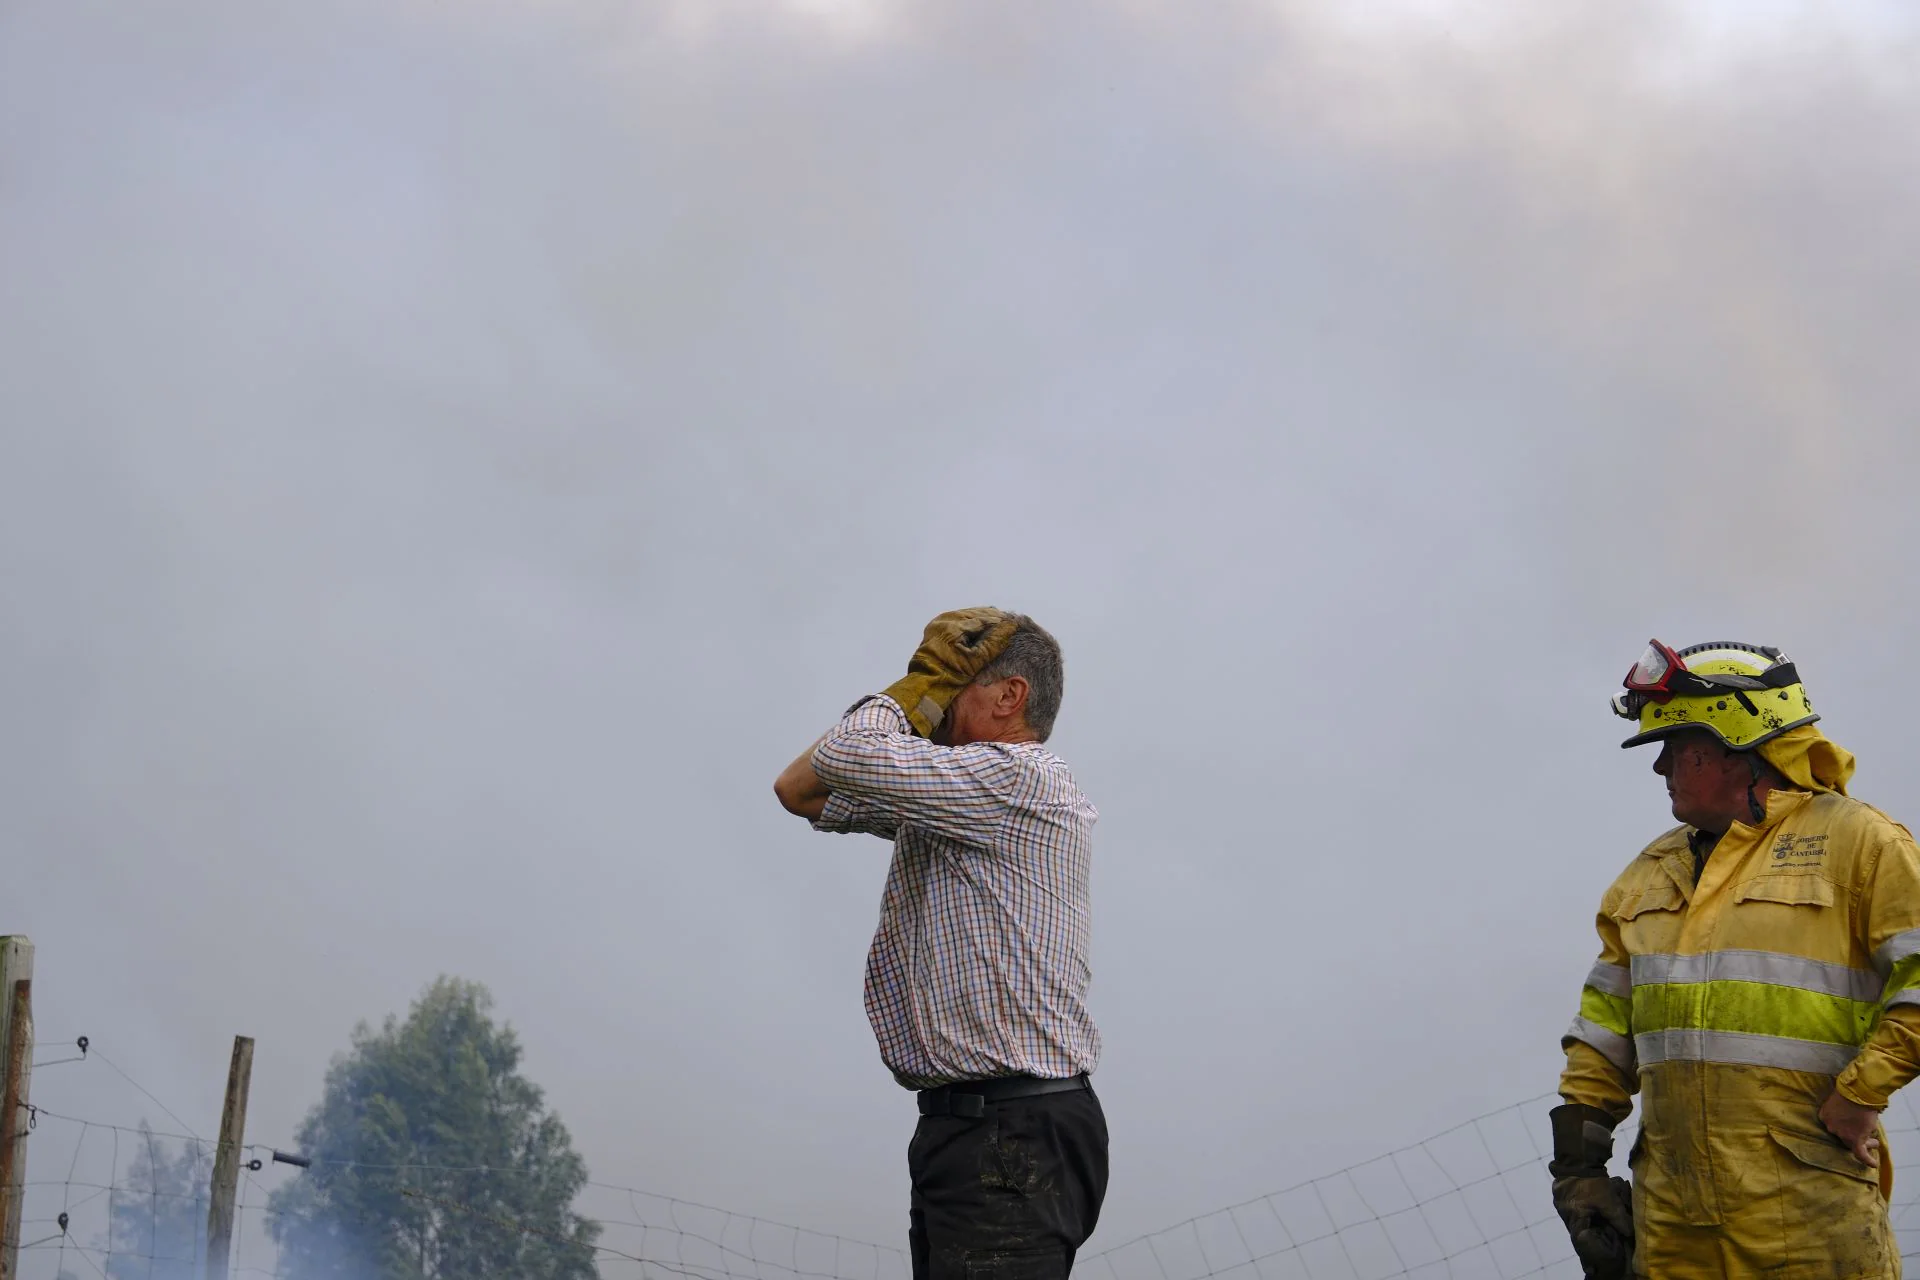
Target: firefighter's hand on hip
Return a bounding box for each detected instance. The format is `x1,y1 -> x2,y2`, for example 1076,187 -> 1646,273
1818,1090 -> 1884,1167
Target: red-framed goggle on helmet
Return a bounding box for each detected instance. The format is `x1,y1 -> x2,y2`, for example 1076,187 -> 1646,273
1612,639 -> 1802,721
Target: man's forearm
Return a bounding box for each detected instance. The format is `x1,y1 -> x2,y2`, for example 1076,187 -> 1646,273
774,732 -> 833,819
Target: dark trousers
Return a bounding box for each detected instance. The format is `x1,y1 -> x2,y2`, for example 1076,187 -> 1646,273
908,1086 -> 1109,1280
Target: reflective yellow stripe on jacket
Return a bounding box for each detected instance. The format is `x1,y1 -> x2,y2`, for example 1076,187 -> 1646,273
1568,961 -> 1634,1072
1876,926 -> 1920,1011
1570,944 -> 1920,1074
1629,949 -> 1880,1073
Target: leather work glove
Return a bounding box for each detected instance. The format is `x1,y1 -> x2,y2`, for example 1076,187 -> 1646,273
880,607 -> 1021,738
1548,1103 -> 1634,1280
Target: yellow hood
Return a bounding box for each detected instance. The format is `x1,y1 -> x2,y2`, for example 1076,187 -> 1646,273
1757,724 -> 1855,795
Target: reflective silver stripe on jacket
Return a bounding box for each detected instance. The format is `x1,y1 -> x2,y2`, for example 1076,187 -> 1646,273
1874,927 -> 1920,975
1584,962 -> 1630,997
1567,1016 -> 1635,1073
1887,989 -> 1920,1011
1635,1028 -> 1857,1075
1630,950 -> 1882,1002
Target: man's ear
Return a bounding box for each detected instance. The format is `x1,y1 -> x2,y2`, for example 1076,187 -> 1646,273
996,676 -> 1030,718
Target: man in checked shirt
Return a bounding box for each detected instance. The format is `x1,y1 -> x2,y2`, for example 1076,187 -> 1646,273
774,607 -> 1107,1279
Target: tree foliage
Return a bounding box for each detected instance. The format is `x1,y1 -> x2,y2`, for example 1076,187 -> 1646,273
267,977 -> 599,1280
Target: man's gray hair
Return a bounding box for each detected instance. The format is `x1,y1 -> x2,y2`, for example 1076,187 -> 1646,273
973,615 -> 1065,742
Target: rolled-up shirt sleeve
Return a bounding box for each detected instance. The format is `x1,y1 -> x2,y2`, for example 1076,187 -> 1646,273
810,790 -> 900,839
811,695 -> 1019,848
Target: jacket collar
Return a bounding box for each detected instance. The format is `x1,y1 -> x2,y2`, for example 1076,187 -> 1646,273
1721,785 -> 1814,839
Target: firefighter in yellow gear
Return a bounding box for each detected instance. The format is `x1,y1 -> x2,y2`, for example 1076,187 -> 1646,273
1554,641 -> 1920,1279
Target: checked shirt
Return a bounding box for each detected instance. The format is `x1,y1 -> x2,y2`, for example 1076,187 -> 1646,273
810,694 -> 1101,1089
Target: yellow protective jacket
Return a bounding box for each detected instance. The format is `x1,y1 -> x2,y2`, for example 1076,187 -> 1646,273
1561,787 -> 1920,1279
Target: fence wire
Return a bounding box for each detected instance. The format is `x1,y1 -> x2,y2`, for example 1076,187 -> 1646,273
9,1106 -> 909,1280
19,1068 -> 1920,1280
1082,1089 -> 1920,1280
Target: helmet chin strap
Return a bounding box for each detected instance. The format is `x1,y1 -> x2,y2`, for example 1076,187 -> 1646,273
1747,751 -> 1767,824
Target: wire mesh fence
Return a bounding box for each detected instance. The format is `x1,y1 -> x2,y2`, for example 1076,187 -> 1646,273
20,1052 -> 1920,1280
532,1183 -> 909,1280
1081,1088 -> 1920,1280
1079,1099 -> 1594,1280
13,1107 -> 213,1280
9,1104 -> 910,1280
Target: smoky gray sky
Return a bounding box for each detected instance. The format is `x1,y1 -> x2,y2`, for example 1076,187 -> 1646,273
5,0 -> 1920,1254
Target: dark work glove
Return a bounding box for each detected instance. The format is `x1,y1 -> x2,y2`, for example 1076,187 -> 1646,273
1548,1104 -> 1634,1280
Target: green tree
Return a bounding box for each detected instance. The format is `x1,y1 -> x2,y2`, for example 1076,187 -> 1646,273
267,977 -> 600,1280
105,1123 -> 208,1280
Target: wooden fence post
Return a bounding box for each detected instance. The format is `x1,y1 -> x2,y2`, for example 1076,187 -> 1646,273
204,1035 -> 254,1280
0,937 -> 35,1280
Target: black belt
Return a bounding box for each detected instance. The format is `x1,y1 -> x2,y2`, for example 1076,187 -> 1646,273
917,1074 -> 1091,1119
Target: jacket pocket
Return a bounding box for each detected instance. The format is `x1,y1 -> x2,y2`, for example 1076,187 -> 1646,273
1611,880 -> 1685,921
1736,875 -> 1836,908
1768,1126 -> 1880,1185
1764,1127 -> 1893,1280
